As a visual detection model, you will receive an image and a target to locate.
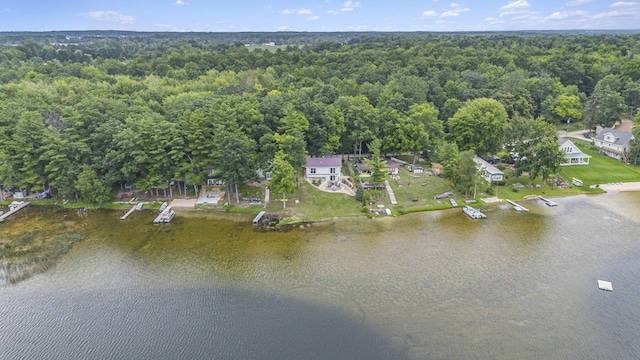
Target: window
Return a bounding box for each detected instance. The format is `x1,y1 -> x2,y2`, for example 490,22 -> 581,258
330,168 -> 336,174
310,168 -> 316,174
330,175 -> 336,181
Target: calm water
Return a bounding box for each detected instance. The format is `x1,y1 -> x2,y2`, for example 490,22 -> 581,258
2,193 -> 640,359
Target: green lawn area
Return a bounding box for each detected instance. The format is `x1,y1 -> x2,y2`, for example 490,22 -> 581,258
387,170 -> 460,212
559,139 -> 640,185
263,180 -> 364,222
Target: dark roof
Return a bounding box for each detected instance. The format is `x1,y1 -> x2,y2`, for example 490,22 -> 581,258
594,128 -> 635,146
305,156 -> 342,168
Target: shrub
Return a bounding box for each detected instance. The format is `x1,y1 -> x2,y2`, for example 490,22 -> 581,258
361,206 -> 369,213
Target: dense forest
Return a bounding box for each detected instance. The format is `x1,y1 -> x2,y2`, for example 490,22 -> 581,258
1,32 -> 640,203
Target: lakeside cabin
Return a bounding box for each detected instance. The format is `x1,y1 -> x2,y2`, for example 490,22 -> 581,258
304,156 -> 342,183
473,156 -> 504,184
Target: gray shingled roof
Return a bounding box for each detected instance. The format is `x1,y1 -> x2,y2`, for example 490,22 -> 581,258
594,128 -> 635,146
305,156 -> 342,167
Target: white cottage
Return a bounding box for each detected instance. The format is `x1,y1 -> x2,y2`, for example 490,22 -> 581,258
559,137 -> 591,165
594,127 -> 635,161
473,156 -> 504,184
304,156 -> 342,183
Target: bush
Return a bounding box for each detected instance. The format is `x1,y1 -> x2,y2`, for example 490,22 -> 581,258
512,187 -> 520,192
485,186 -> 494,195
361,206 -> 369,213
355,185 -> 364,203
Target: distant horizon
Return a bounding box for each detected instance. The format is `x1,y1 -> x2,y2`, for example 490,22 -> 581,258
1,28 -> 639,35
1,1 -> 640,33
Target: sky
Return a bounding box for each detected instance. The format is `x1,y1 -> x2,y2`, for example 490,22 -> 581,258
0,0 -> 639,32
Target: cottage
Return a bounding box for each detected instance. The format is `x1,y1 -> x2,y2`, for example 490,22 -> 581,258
594,127 -> 635,161
559,137 -> 591,165
473,156 -> 504,184
304,156 -> 342,183
386,159 -> 402,175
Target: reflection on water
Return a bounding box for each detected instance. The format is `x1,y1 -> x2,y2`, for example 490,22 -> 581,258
2,193 -> 640,359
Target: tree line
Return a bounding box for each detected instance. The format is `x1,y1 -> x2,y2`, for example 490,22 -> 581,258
1,32 -> 639,202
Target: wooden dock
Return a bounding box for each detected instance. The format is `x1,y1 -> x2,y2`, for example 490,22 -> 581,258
0,201 -> 30,221
539,196 -> 558,207
120,205 -> 137,220
506,199 -> 528,212
253,211 -> 266,225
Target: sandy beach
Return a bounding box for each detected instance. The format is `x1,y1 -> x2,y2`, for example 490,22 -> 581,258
598,182 -> 640,192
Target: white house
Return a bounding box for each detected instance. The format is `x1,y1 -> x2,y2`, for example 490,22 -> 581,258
473,156 -> 504,184
594,127 -> 635,161
559,137 -> 591,165
304,156 -> 342,183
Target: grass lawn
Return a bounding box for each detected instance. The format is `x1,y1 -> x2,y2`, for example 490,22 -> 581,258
388,171 -> 460,212
263,180 -> 364,222
559,139 -> 640,185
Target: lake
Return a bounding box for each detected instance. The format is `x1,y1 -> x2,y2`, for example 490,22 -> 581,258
2,192 -> 640,359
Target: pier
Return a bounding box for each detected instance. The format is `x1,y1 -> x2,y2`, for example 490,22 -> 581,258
253,211 -> 266,225
0,201 -> 30,221
120,204 -> 137,220
506,199 -> 528,212
539,196 -> 558,207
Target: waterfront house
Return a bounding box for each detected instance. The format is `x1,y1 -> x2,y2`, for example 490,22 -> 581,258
559,137 -> 591,165
594,127 -> 635,161
473,156 -> 504,184
304,156 -> 342,183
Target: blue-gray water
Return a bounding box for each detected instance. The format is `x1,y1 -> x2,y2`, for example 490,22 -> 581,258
2,192 -> 640,359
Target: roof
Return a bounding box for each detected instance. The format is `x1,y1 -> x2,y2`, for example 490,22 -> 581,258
594,128 -> 635,146
305,156 -> 342,168
473,156 -> 504,175
559,137 -> 591,159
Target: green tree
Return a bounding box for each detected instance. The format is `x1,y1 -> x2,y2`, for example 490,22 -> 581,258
267,151 -> 296,209
365,139 -> 387,185
211,128 -> 258,204
75,165 -> 112,204
448,98 -> 508,156
584,82 -> 627,129
553,94 -> 582,128
452,150 -> 478,195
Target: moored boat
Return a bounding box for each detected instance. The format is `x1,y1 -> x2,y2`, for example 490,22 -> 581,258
463,205 -> 486,219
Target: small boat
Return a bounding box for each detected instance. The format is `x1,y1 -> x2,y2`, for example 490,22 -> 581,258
135,202 -> 144,210
153,205 -> 175,224
159,202 -> 168,212
463,205 -> 486,219
435,191 -> 453,199
449,198 -> 458,207
572,178 -> 583,186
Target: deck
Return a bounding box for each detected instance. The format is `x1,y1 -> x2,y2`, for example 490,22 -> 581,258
0,202 -> 30,221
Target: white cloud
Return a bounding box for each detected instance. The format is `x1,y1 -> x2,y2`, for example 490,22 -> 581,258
343,1 -> 362,8
450,2 -> 461,7
499,0 -> 530,11
309,15 -> 319,20
565,0 -> 591,5
422,10 -> 438,17
545,10 -> 588,20
282,8 -> 313,15
328,1 -> 362,14
278,25 -> 289,30
440,11 -> 459,17
610,2 -> 639,7
82,10 -> 135,24
173,0 -> 188,5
